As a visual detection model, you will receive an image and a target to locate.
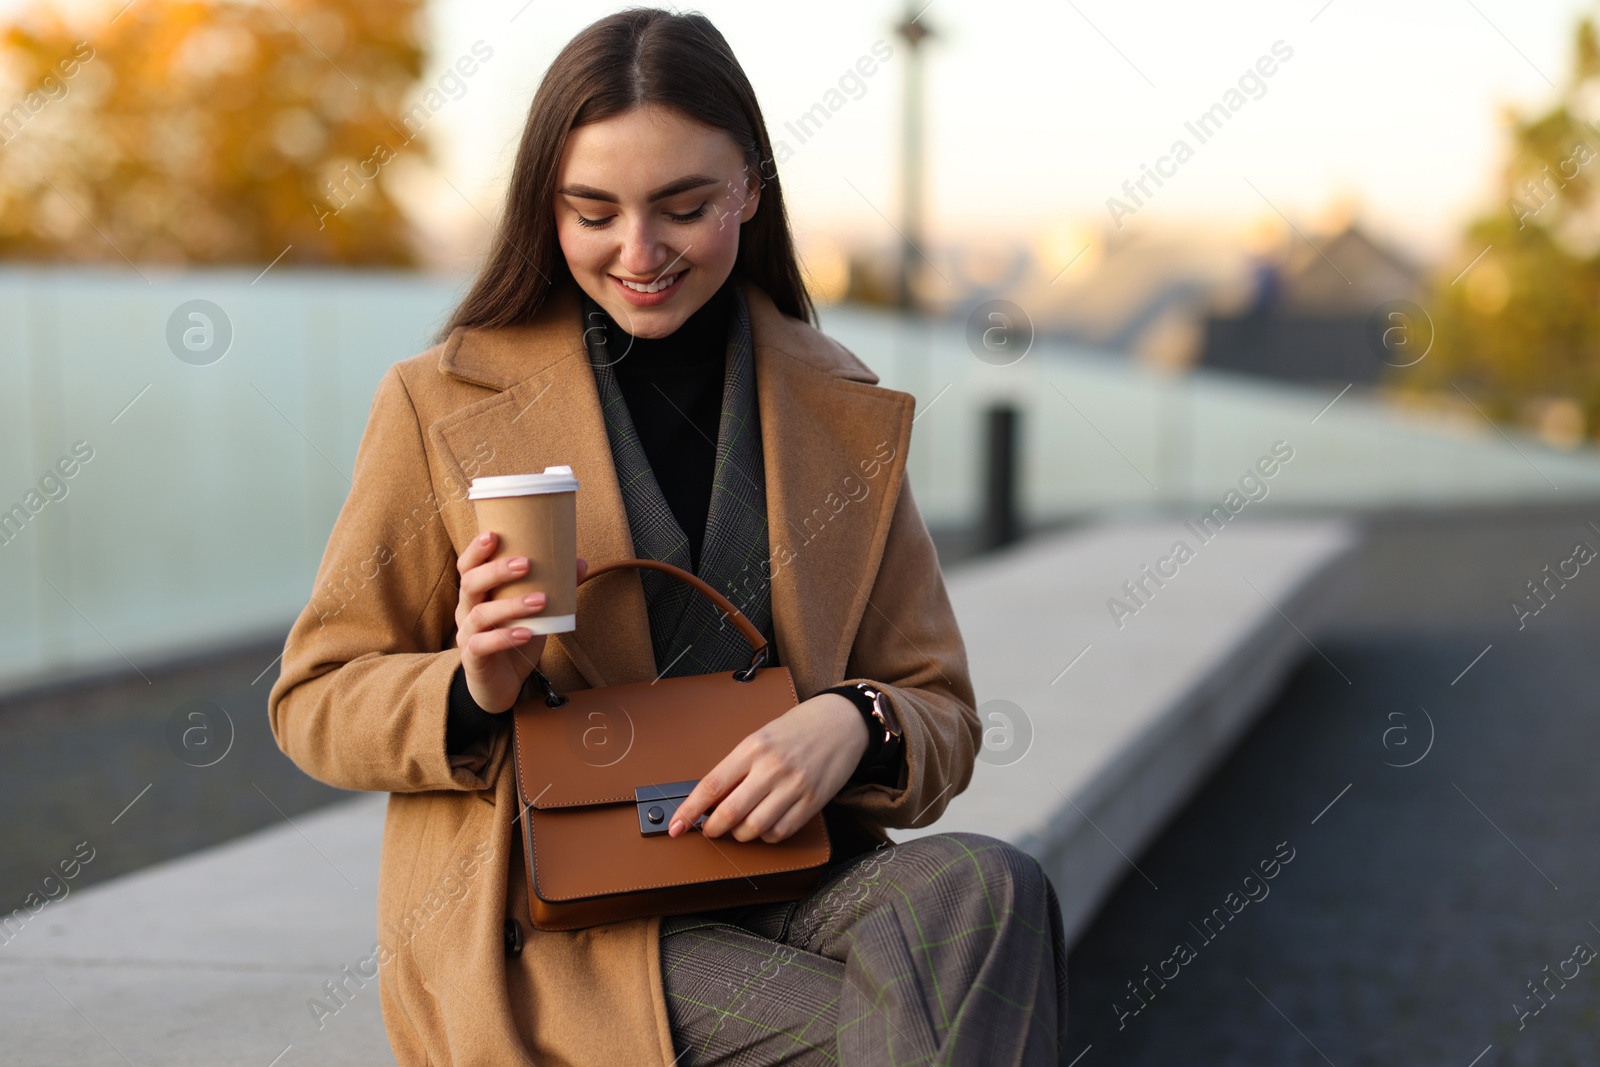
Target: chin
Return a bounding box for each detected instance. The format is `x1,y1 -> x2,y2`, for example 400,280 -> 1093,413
584,268 -> 725,338
623,306 -> 689,337
590,302 -> 679,339
629,321 -> 684,340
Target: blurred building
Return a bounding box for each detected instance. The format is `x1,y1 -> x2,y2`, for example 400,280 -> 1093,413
835,210 -> 1429,392
1197,222 -> 1425,385
842,223 -> 1258,368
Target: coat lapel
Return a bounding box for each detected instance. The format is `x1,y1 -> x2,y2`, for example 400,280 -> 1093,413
428,281 -> 654,691
427,278 -> 914,698
744,287 -> 915,697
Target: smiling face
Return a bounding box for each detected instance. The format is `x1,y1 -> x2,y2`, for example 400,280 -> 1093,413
553,105 -> 760,339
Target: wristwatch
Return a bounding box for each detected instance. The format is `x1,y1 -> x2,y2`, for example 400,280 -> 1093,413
833,682 -> 904,783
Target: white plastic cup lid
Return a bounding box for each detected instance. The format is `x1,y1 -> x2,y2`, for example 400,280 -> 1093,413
468,465 -> 580,499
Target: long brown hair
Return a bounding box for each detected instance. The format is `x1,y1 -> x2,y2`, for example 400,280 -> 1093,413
435,8 -> 815,343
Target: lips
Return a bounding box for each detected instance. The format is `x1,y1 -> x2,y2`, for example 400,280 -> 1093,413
609,267 -> 689,307
615,272 -> 679,294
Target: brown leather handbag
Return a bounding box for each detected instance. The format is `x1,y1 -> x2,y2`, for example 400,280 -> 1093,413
510,558 -> 833,931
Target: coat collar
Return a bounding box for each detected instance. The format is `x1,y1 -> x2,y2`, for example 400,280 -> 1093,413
427,277 -> 913,698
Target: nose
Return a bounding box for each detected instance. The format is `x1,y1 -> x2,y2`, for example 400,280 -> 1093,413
616,216 -> 672,278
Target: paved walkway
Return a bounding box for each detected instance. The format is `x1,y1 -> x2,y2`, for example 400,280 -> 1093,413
0,639 -> 351,908
1,794 -> 391,1066
1067,503 -> 1600,1066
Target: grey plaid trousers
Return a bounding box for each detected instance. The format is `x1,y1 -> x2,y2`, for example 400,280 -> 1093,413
658,831 -> 1070,1066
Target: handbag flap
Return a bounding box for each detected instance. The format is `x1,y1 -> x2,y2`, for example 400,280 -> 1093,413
523,791 -> 831,904
511,665 -> 801,810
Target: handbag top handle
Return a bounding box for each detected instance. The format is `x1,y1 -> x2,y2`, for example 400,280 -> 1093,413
526,558 -> 772,706
580,558 -> 768,655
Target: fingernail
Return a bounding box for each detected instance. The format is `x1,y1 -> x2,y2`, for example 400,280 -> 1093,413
511,628 -> 531,640
509,557 -> 528,571
478,532 -> 491,544
669,819 -> 684,836
523,593 -> 545,606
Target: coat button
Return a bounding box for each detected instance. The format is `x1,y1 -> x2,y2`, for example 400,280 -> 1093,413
504,917 -> 524,958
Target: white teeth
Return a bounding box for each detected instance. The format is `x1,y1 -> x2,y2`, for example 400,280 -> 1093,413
617,272 -> 679,294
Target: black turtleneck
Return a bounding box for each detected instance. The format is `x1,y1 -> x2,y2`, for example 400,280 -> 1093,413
604,278 -> 733,574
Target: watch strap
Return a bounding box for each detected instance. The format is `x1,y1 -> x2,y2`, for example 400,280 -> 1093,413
819,683 -> 903,786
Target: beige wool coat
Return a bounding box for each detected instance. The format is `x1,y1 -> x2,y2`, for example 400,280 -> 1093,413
267,276 -> 982,1067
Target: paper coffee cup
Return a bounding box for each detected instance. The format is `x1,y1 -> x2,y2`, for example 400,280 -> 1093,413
468,466 -> 580,635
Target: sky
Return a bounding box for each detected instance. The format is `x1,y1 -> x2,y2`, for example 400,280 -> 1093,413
410,0 -> 1597,268
6,0 -> 1597,267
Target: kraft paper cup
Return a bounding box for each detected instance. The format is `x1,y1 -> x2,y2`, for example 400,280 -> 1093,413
468,466 -> 579,635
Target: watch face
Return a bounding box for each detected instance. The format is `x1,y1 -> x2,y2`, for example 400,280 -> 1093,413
866,687 -> 900,738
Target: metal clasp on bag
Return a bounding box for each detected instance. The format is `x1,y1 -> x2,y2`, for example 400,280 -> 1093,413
636,780 -> 706,836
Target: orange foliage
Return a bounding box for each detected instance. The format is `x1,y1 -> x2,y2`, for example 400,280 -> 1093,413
0,0 -> 429,266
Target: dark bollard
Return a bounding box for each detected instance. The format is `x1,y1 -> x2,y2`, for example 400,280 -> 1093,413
979,404 -> 1021,552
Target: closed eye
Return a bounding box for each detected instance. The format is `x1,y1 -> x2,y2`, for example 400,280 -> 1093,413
574,204 -> 709,229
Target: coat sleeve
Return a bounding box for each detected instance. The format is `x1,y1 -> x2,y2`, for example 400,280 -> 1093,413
267,364 -> 509,794
829,476 -> 981,830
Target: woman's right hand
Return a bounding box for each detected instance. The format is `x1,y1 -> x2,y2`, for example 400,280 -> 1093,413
455,530 -> 587,713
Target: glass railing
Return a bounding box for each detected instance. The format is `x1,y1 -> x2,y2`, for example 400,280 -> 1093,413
4,267 -> 1596,692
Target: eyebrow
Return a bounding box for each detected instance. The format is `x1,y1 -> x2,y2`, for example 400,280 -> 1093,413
556,175 -> 721,204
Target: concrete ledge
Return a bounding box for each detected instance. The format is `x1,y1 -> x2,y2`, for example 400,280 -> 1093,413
0,794 -> 393,1066
0,518 -> 1355,1064
899,518 -> 1357,944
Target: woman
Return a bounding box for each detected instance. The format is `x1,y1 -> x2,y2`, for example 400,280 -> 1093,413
269,8 -> 1069,1065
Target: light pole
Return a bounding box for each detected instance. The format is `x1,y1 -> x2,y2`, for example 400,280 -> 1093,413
893,3 -> 933,313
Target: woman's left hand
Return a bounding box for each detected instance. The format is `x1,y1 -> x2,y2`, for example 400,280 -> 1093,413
667,693 -> 870,844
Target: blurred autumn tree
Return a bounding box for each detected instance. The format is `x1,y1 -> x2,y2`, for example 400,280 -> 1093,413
0,0 -> 428,266
1406,15 -> 1600,443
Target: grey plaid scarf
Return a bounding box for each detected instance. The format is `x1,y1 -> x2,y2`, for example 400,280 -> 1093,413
581,283 -> 776,679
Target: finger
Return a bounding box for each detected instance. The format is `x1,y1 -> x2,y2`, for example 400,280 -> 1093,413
734,778 -> 807,844
458,530 -> 497,574
464,626 -> 532,661
460,554 -> 530,601
466,591 -> 551,634
669,751 -> 751,837
698,765 -> 775,840
757,790 -> 818,844
576,556 -> 588,582
503,634 -> 546,672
